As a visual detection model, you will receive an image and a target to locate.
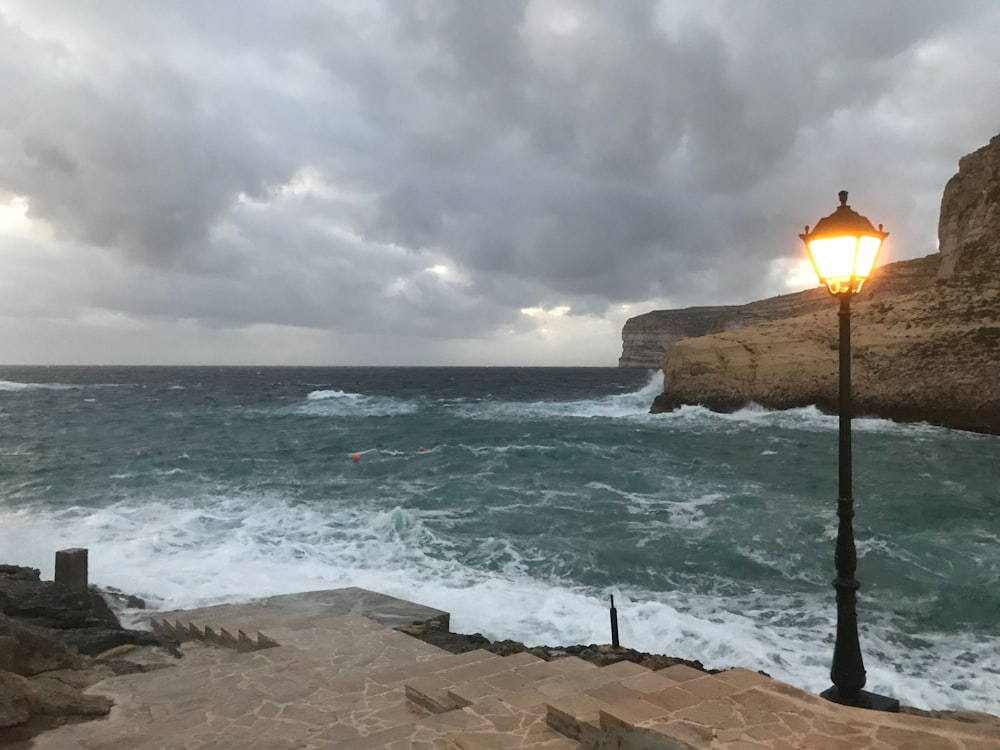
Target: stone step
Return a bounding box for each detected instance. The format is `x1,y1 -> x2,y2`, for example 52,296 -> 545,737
450,658 -> 652,714
403,650 -> 743,749
336,697 -> 579,750
149,616 -> 280,652
153,611 -> 451,676
363,645 -> 503,686
406,653 -> 606,714
393,653 -> 691,750
546,692 -> 607,748
546,664 -> 1000,750
460,696 -> 580,749
287,648 -> 522,741
545,667 -> 770,749
405,652 -> 515,712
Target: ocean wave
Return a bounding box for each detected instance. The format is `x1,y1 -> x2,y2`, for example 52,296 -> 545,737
656,401 -> 972,439
451,370 -> 663,421
300,373 -> 663,420
109,467 -> 191,480
300,389 -> 419,417
307,388 -> 364,401
0,379 -> 80,392
2,491 -> 998,715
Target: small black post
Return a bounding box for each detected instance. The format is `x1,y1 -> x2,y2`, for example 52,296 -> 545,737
609,595 -> 620,648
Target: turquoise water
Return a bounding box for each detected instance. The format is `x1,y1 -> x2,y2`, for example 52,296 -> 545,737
0,366 -> 997,713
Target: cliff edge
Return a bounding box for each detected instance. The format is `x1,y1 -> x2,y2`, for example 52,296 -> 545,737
645,133 -> 1000,434
619,256 -> 937,368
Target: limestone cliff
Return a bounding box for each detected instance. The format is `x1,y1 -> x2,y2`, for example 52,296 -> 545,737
645,133 -> 1000,434
619,256 -> 937,368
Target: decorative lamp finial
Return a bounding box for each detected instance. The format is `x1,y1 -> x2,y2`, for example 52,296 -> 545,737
838,190 -> 848,207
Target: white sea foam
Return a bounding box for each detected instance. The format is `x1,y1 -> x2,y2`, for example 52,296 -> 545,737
3,491 -> 997,715
652,398 -> 978,440
453,371 -> 663,421
612,487 -> 721,532
302,374 -> 973,443
307,389 -> 364,401
300,389 -> 419,417
0,379 -> 79,391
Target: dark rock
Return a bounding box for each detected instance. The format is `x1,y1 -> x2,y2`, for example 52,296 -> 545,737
24,676 -> 112,717
397,619 -> 718,675
0,567 -> 40,582
0,567 -> 118,631
99,586 -> 147,611
0,672 -> 30,728
0,615 -> 82,677
57,626 -> 163,657
0,564 -> 178,744
0,566 -> 171,658
649,392 -> 749,415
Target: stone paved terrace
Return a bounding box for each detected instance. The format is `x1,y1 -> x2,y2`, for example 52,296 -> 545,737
29,588 -> 1000,749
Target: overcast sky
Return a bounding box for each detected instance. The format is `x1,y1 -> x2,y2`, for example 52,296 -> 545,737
1,1 -> 998,366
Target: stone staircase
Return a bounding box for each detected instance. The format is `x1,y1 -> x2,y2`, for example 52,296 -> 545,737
31,589 -> 1000,750
398,650 -> 808,749
148,615 -> 281,652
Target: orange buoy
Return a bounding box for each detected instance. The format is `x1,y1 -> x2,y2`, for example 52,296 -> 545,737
352,453 -> 361,462
418,446 -> 425,452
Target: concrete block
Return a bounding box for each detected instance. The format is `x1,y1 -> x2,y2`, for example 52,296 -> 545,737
54,548 -> 88,591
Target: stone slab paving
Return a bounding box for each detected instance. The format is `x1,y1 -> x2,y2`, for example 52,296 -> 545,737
31,590 -> 578,749
149,587 -> 451,634
32,612 -> 450,749
27,588 -> 1000,749
544,665 -> 1000,749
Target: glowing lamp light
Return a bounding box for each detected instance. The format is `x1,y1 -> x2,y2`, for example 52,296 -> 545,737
800,191 -> 888,295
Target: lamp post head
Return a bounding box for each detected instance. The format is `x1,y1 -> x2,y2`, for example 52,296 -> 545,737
800,191 -> 888,296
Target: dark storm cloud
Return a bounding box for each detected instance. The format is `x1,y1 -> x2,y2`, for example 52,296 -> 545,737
0,10 -> 297,266
1,0 -> 998,355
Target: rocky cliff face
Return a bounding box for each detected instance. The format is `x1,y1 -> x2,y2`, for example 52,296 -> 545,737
620,255 -> 938,368
645,133 -> 1000,434
619,305 -> 742,368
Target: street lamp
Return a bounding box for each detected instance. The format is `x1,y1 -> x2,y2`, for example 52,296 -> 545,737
800,191 -> 899,712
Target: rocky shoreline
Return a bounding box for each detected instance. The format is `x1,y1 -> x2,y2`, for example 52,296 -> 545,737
0,565 -> 176,745
397,617 -> 717,675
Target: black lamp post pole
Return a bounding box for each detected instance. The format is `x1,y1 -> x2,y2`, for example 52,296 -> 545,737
828,294 -> 865,698
821,295 -> 899,712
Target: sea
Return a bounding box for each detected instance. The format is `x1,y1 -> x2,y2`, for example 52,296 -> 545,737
0,366 -> 997,715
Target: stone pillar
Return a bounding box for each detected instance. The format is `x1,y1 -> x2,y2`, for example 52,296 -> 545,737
54,548 -> 89,591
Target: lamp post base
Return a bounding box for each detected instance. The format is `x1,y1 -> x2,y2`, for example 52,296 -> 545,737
821,686 -> 900,713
